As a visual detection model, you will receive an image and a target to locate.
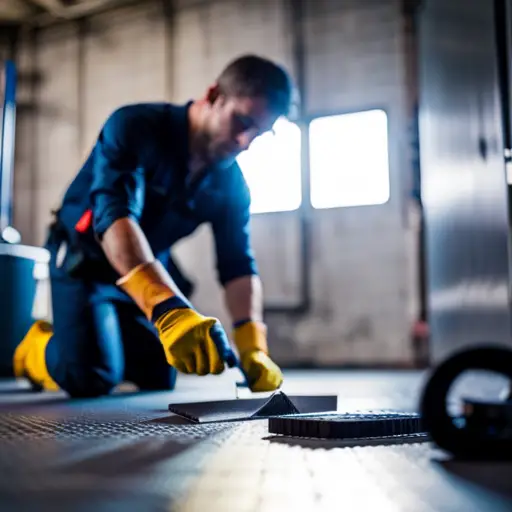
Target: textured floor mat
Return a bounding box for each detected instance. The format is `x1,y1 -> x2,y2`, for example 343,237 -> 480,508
1,372 -> 512,511
0,412 -> 233,441
0,412 -> 241,511
168,391 -> 337,423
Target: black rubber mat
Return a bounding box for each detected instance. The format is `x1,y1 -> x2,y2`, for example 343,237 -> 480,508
268,411 -> 426,439
168,391 -> 337,423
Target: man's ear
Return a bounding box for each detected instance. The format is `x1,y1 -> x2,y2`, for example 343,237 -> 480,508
205,83 -> 221,104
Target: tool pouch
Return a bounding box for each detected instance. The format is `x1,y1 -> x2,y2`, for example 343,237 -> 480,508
47,211 -> 118,283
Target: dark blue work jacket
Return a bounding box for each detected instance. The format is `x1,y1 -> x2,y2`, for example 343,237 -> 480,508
53,101 -> 258,299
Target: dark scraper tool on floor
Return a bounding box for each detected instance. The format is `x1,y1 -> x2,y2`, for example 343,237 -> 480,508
168,391 -> 338,424
169,340 -> 338,424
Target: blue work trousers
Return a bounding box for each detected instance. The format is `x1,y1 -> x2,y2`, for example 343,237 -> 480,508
44,238 -> 177,398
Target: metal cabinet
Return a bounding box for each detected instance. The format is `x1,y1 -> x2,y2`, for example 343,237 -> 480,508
419,0 -> 512,362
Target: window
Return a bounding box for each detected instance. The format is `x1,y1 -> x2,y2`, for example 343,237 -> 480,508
309,109 -> 390,209
237,117 -> 302,214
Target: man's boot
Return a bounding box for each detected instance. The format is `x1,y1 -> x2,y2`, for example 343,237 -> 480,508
13,320 -> 59,391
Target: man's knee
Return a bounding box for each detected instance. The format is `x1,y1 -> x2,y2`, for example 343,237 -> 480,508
47,299 -> 125,398
57,362 -> 122,398
133,366 -> 178,392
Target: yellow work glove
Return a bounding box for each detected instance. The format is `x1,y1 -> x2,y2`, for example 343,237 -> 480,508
117,261 -> 236,375
233,320 -> 283,392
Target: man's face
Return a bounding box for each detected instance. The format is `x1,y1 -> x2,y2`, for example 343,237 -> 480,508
202,93 -> 279,167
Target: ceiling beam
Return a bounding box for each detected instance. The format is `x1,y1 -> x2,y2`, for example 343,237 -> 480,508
27,0 -> 140,24
0,0 -> 144,25
26,0 -> 147,27
26,0 -> 65,14
0,0 -> 38,22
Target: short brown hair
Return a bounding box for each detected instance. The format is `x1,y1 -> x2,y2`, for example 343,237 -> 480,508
216,54 -> 293,117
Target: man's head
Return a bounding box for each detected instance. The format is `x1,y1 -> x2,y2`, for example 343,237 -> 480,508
191,54 -> 294,167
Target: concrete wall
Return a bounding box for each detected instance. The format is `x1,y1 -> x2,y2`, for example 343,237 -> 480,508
11,0 -> 419,366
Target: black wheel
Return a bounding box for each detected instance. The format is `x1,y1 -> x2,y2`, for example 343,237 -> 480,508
420,345 -> 512,459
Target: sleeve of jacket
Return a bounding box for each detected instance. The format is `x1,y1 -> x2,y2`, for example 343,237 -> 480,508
211,170 -> 259,286
89,106 -> 147,239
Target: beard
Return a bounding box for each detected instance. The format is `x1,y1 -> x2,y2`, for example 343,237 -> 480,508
206,139 -> 239,169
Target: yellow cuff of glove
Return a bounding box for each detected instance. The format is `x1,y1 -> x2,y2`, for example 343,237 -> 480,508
116,260 -> 176,319
233,320 -> 283,392
117,260 -> 233,378
233,321 -> 269,355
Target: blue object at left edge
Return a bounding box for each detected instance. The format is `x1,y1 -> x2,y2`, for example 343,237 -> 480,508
0,62 -> 50,377
0,59 -> 17,232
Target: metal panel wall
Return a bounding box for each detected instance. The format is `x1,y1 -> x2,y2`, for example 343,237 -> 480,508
418,0 -> 512,363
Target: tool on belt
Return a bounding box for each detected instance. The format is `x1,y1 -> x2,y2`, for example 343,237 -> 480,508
420,345 -> 512,459
48,208 -> 118,283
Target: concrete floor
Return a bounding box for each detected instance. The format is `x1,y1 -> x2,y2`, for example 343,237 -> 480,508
0,369 -> 511,511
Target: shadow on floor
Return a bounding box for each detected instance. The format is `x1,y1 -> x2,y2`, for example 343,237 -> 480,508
0,395 -> 71,411
59,437 -> 197,477
0,387 -> 171,413
147,414 -> 195,426
0,388 -> 36,395
436,459 -> 512,498
263,433 -> 431,449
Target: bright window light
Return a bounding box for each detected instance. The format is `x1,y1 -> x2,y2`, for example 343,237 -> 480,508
237,117 -> 302,214
309,109 -> 390,209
